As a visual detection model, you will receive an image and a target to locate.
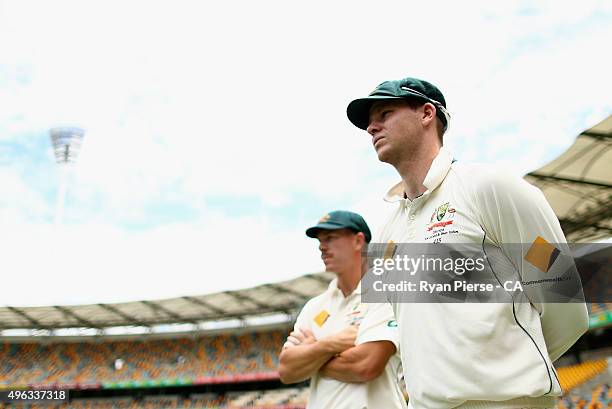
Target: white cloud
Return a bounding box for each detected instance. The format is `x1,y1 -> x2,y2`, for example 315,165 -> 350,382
3,215 -> 323,306
0,168 -> 52,223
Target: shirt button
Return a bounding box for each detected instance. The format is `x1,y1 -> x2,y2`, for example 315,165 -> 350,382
409,214 -> 416,220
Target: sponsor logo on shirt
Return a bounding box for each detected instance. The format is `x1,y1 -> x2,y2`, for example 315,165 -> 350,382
384,240 -> 397,259
314,310 -> 330,327
387,320 -> 398,327
347,303 -> 363,326
525,236 -> 560,273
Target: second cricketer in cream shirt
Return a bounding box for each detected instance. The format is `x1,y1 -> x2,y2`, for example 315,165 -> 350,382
290,278 -> 406,409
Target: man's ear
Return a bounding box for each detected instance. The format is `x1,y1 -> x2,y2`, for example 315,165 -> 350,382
354,232 -> 366,250
422,102 -> 437,127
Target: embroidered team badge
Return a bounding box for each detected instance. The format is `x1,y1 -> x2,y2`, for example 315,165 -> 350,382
425,202 -> 458,242
436,202 -> 449,221
427,202 -> 456,231
318,214 -> 331,223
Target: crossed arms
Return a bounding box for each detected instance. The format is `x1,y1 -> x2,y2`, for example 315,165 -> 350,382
278,325 -> 396,384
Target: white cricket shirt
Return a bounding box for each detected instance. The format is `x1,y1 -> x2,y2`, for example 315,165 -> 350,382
292,279 -> 407,409
376,146 -> 589,409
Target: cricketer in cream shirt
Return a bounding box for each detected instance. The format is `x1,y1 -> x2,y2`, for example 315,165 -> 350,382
290,278 -> 406,409
376,146 -> 588,409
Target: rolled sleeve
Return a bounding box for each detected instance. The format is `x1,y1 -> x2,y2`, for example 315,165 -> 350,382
356,302 -> 399,350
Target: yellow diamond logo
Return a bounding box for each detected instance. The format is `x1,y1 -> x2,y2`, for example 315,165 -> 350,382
314,310 -> 330,327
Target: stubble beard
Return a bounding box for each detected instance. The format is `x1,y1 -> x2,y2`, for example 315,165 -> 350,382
377,140 -> 419,169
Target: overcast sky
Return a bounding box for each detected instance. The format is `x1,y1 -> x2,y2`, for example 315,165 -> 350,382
1,0 -> 610,306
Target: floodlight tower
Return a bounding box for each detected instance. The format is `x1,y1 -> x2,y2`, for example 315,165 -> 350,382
50,127 -> 85,225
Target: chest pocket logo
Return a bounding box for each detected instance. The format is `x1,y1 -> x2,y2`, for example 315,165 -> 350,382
425,202 -> 459,242
314,310 -> 330,327
429,202 -> 456,227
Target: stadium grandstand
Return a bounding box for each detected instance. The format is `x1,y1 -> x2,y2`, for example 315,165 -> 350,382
0,272 -> 336,409
1,116 -> 610,408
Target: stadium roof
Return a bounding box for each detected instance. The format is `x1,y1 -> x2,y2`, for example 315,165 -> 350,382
525,115 -> 612,242
0,272 -> 334,334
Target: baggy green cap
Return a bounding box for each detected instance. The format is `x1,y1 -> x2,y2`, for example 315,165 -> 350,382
346,77 -> 450,131
306,210 -> 372,243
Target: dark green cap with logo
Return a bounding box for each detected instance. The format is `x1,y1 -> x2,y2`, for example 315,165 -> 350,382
306,210 -> 372,243
347,77 -> 450,131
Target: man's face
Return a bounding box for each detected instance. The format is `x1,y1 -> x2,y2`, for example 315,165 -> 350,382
316,229 -> 359,274
366,99 -> 424,165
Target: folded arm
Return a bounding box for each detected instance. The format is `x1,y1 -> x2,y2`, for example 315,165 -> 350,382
278,326 -> 357,384
319,340 -> 396,383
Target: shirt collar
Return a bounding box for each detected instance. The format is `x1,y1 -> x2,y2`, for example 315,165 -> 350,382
383,146 -> 454,203
327,278 -> 363,296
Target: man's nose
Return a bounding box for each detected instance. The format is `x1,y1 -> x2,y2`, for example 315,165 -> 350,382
367,120 -> 381,136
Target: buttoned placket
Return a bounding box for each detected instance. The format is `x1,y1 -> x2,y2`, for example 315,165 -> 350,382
402,193 -> 422,242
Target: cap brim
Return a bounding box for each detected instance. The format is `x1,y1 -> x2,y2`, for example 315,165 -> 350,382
305,222 -> 348,238
347,96 -> 402,130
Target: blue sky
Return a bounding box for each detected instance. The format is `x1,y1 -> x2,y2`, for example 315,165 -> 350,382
0,0 -> 610,306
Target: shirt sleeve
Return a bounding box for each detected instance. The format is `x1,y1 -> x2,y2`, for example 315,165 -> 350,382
282,300 -> 314,349
472,170 -> 589,361
293,301 -> 313,332
356,302 -> 399,351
